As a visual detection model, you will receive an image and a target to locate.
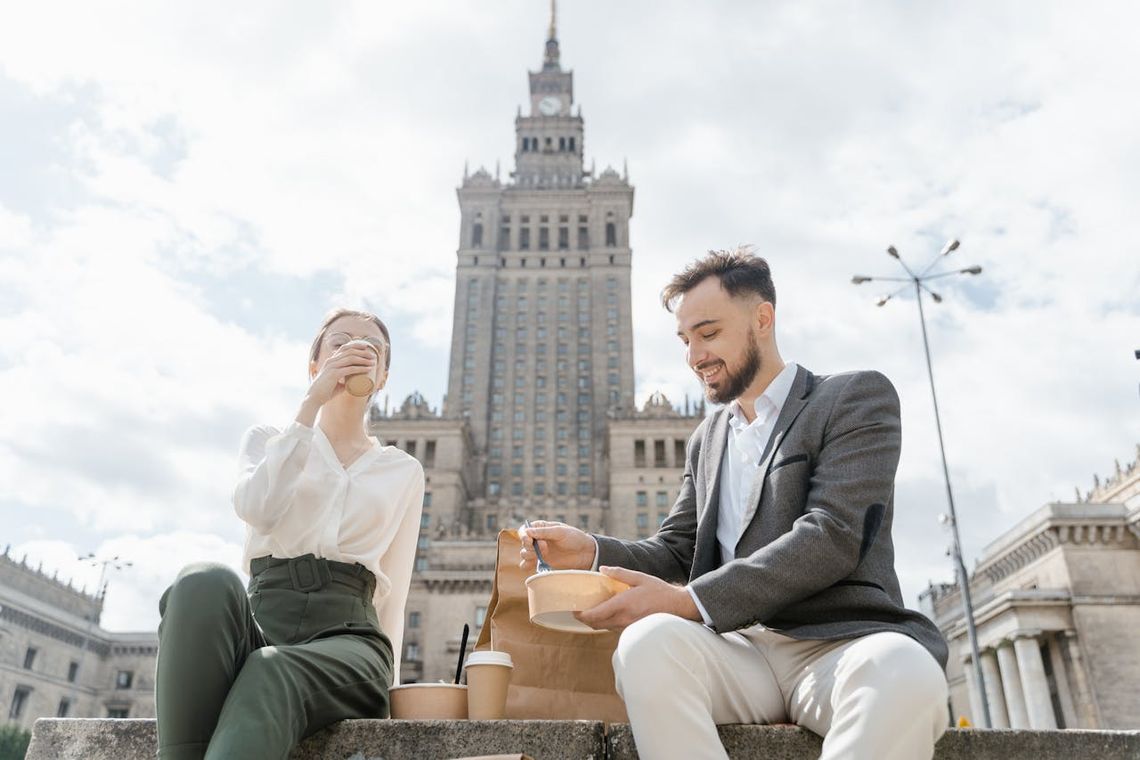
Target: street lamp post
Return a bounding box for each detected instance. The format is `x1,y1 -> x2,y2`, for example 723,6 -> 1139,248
852,240 -> 992,728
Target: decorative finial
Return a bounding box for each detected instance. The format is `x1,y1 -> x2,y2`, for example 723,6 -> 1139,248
548,0 -> 557,41
623,158 -> 629,181
463,160 -> 469,180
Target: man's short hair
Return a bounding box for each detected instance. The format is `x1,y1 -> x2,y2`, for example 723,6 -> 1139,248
661,245 -> 776,312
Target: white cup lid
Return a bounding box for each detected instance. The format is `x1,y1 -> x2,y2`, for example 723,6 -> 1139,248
465,650 -> 513,668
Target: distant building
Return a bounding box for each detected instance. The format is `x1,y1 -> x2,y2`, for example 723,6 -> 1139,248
368,8 -> 703,683
0,551 -> 156,729
921,446 -> 1140,729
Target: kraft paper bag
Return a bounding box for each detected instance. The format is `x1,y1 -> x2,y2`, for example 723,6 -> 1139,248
474,529 -> 629,722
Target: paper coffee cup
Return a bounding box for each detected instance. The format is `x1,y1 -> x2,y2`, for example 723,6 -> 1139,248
464,650 -> 513,720
343,340 -> 380,397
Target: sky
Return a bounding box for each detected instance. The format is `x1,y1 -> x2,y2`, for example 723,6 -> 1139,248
1,0 -> 1137,632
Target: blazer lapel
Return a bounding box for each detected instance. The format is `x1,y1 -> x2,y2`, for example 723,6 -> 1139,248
692,409 -> 729,580
734,367 -> 817,555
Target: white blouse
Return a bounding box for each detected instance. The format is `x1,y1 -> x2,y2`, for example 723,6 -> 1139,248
233,421 -> 425,684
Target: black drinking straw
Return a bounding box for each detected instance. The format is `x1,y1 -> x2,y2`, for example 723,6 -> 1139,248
454,623 -> 470,684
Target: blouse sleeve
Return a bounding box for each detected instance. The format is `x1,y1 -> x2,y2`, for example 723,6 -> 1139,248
375,459 -> 426,686
232,422 -> 315,533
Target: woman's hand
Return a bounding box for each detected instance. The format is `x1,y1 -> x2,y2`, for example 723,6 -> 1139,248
518,520 -> 597,571
295,345 -> 377,426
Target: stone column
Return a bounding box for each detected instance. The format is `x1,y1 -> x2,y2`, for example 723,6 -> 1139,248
1063,630 -> 1101,728
979,649 -> 1010,728
1013,632 -> 1057,729
995,641 -> 1030,728
1046,633 -> 1078,728
962,657 -> 984,726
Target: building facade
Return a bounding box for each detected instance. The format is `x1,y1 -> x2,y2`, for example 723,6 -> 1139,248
920,446 -> 1140,729
0,551 -> 157,730
369,11 -> 703,683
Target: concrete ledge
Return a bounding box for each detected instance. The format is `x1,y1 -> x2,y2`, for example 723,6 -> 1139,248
27,718 -> 1140,760
27,719 -> 606,760
607,724 -> 821,759
608,724 -> 1140,760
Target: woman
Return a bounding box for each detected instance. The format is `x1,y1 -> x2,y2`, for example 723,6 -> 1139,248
155,308 -> 424,760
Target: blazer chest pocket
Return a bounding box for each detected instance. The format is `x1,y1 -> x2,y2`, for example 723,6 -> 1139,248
770,453 -> 809,472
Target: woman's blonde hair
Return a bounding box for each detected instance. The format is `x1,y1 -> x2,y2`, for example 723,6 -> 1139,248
308,308 -> 392,371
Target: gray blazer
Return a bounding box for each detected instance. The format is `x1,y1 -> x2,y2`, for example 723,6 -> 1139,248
595,366 -> 948,668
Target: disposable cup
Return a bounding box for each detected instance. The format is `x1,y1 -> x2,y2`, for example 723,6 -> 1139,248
464,650 -> 514,719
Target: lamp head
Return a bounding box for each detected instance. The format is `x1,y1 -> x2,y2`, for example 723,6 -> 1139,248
851,275 -> 871,285
940,239 -> 961,256
887,245 -> 899,258
930,291 -> 943,303
962,265 -> 982,275
876,296 -> 890,307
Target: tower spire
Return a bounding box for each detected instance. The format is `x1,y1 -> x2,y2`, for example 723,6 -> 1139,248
543,0 -> 560,69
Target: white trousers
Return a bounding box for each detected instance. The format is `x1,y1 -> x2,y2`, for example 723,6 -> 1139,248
612,613 -> 948,760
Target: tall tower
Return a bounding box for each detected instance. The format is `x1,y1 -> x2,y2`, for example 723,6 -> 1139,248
371,6 -> 700,684
446,1 -> 635,536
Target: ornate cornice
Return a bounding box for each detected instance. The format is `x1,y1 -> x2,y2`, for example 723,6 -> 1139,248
976,519 -> 1136,585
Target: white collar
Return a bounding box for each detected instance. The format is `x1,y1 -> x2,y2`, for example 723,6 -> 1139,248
728,362 -> 799,429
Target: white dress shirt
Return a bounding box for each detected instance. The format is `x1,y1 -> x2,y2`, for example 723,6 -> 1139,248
233,421 -> 425,684
688,362 -> 799,624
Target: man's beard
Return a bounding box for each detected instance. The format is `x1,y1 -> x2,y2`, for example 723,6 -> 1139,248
700,337 -> 762,405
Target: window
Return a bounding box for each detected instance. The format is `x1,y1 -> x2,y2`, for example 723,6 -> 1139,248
409,611 -> 421,628
539,227 -> 550,250
636,491 -> 648,507
415,557 -> 428,571
654,439 -> 667,467
499,225 -> 510,251
656,491 -> 668,507
116,670 -> 133,689
475,605 -> 488,627
472,223 -> 483,248
425,440 -> 437,468
107,707 -> 130,719
57,698 -> 71,717
9,687 -> 30,720
578,514 -> 590,530
557,481 -> 568,495
675,439 -> 686,466
406,643 -> 420,662
634,440 -> 646,467
605,222 -> 617,246
423,491 -> 433,507
578,463 -> 590,476
520,227 -> 531,249
658,511 -> 669,526
68,661 -> 80,683
23,647 -> 36,670
486,513 -> 498,531
533,482 -> 545,495
406,440 -> 417,459
488,482 -> 501,496
512,482 -> 523,496
578,482 -> 591,495
420,514 -> 430,529
558,227 -> 569,249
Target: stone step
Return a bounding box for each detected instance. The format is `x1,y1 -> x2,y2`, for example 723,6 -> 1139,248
26,718 -> 1140,760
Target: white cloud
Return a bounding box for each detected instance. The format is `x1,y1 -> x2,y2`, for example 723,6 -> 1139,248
2,1 -> 1138,626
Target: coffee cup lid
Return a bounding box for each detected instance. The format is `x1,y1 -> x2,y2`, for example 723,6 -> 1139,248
465,650 -> 513,668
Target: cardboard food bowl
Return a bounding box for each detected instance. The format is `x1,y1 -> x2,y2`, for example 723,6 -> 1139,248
389,683 -> 468,719
525,569 -> 630,634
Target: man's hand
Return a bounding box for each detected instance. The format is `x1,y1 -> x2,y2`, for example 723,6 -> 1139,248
575,566 -> 701,631
518,521 -> 596,571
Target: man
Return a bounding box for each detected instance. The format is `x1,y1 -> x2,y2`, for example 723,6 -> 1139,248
521,249 -> 949,760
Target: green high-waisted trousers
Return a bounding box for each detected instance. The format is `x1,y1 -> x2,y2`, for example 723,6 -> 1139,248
155,555 -> 393,760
